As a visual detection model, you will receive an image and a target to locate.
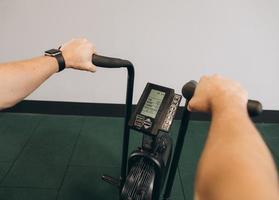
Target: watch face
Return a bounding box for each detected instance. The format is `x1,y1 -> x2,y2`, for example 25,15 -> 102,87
45,49 -> 61,56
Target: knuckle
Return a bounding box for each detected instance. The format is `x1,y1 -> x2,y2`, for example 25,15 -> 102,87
199,75 -> 208,82
212,73 -> 221,78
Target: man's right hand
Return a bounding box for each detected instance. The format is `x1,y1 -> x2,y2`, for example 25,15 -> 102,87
188,74 -> 248,115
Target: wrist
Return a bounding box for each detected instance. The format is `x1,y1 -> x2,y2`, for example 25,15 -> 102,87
60,51 -> 71,69
42,56 -> 60,74
44,49 -> 66,72
211,101 -> 248,118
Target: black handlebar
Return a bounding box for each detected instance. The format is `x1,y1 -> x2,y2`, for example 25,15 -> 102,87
91,54 -> 135,190
92,54 -> 133,68
181,80 -> 197,100
182,80 -> 263,117
246,100 -> 263,117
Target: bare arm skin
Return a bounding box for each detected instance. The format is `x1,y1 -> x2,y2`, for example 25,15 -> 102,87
188,75 -> 279,200
0,38 -> 96,110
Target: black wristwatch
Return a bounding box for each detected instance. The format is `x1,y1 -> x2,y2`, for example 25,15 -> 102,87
44,49 -> 66,72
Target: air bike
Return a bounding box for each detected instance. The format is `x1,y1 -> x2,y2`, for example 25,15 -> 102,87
92,55 -> 263,200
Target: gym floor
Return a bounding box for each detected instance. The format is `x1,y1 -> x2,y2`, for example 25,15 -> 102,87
0,112 -> 278,200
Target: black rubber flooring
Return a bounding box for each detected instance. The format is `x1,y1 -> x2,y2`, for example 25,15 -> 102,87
0,113 -> 278,200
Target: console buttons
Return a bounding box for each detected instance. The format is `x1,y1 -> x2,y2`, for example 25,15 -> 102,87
161,94 -> 182,132
143,118 -> 152,129
174,94 -> 181,101
134,115 -> 145,128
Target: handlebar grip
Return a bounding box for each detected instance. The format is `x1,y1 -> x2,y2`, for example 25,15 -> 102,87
182,80 -> 263,117
182,80 -> 197,100
92,54 -> 132,68
247,100 -> 263,117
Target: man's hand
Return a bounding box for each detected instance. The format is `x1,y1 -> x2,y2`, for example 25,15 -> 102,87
60,38 -> 96,72
191,75 -> 279,200
188,74 -> 248,115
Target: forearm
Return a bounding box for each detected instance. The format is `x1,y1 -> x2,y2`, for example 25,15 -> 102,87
0,56 -> 58,109
0,38 -> 96,110
195,109 -> 279,199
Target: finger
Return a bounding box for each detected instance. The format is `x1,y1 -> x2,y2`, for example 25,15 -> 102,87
187,102 -> 193,112
90,44 -> 97,55
187,98 -> 198,112
85,63 -> 97,73
187,97 -> 206,112
198,75 -> 209,84
187,98 -> 197,112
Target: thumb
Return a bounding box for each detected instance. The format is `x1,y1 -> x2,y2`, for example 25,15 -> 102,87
85,63 -> 97,73
187,97 -> 202,112
187,99 -> 194,112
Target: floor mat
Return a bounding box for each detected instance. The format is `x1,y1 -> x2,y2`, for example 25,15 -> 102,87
0,113 -> 278,200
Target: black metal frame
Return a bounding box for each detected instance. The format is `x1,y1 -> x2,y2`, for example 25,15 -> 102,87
92,55 -> 135,196
120,64 -> 134,190
163,100 -> 191,199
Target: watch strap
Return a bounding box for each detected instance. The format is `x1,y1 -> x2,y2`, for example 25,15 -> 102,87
44,49 -> 66,72
55,53 -> 66,72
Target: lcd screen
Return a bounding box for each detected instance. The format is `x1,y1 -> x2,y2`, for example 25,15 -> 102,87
141,89 -> 165,118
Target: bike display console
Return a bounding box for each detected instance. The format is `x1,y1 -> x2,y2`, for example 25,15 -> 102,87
129,83 -> 182,136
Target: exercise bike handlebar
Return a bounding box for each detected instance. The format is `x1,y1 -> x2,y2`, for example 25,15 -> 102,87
92,54 -> 135,192
182,80 -> 263,117
92,54 -> 133,68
